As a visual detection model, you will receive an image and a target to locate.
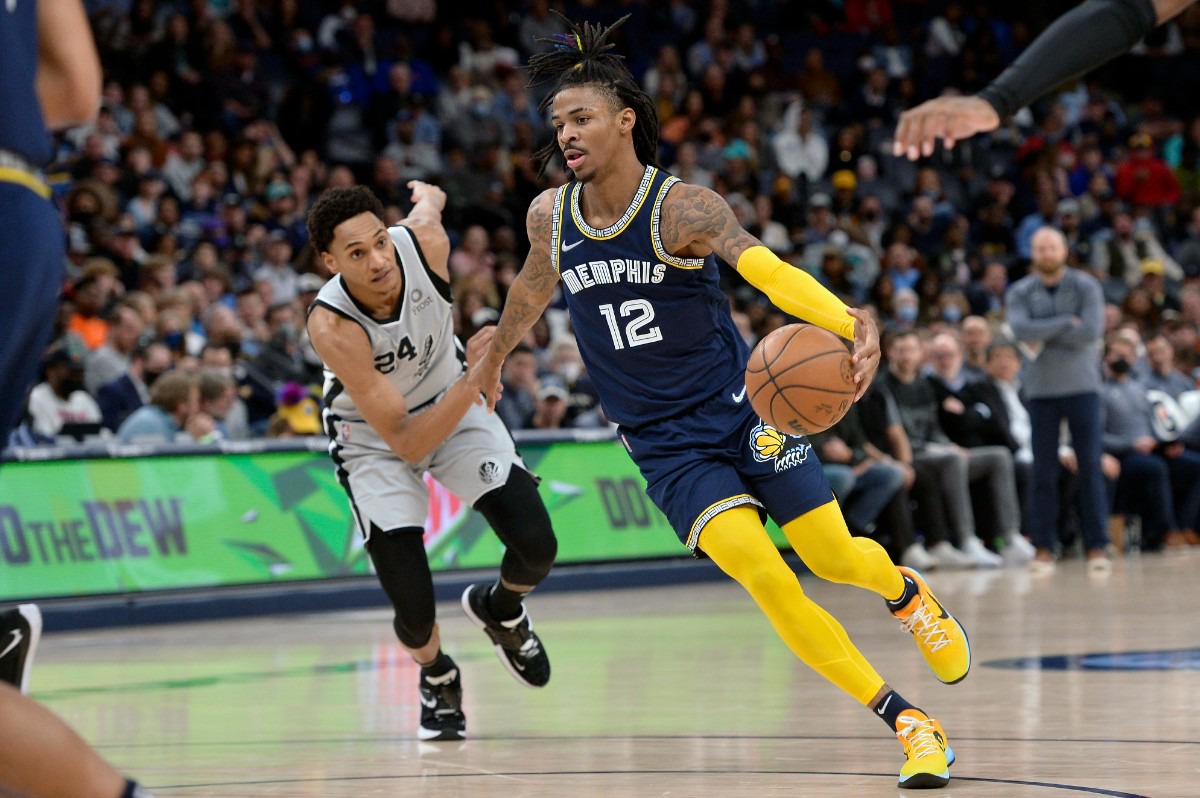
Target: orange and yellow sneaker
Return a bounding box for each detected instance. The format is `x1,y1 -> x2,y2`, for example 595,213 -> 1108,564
890,567 -> 971,685
895,708 -> 954,789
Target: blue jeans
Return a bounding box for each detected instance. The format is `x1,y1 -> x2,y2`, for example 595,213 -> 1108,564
828,462 -> 906,534
1029,393 -> 1109,553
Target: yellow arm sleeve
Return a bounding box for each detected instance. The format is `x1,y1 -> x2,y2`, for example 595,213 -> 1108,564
735,246 -> 856,341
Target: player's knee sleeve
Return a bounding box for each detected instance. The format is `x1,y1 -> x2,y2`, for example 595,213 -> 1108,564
367,525 -> 437,649
474,466 -> 557,585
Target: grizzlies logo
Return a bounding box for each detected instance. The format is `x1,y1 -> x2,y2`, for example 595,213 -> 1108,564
479,459 -> 503,484
749,421 -> 810,472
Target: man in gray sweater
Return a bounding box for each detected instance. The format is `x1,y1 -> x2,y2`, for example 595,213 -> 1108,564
1005,227 -> 1110,573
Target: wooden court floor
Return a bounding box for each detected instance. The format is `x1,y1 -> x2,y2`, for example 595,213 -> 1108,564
29,550 -> 1200,797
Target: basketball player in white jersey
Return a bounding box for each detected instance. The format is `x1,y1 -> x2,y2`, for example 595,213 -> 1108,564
306,182 -> 557,741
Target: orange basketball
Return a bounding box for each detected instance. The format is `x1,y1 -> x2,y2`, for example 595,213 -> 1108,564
744,323 -> 856,436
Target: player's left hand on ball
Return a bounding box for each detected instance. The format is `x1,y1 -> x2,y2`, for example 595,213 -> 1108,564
846,307 -> 880,401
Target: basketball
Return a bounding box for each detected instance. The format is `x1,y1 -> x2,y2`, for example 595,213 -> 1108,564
744,323 -> 856,436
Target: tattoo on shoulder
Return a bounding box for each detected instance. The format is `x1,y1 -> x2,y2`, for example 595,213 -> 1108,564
660,184 -> 755,263
521,193 -> 558,291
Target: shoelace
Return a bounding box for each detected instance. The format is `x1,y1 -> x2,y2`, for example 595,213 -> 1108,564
896,714 -> 944,760
899,601 -> 951,653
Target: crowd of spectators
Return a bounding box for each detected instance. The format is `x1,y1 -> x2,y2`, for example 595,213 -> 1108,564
11,1 -> 1200,561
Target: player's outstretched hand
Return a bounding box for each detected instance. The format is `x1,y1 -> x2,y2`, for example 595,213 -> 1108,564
464,327 -> 503,409
846,307 -> 880,401
892,95 -> 1001,160
408,180 -> 446,212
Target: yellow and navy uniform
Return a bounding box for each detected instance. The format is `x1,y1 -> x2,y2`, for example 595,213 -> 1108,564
1,0 -> 65,444
552,166 -> 833,551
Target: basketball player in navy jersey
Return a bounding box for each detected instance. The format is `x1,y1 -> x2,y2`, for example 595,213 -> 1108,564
893,0 -> 1192,158
306,181 -> 557,742
0,4 -> 156,796
474,16 -> 970,789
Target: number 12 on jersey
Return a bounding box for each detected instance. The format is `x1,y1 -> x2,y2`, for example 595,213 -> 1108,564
598,300 -> 663,350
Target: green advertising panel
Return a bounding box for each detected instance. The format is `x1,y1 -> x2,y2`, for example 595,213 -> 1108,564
0,440 -> 789,602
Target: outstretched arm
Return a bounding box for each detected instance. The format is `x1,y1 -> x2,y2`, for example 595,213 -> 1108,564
893,0 -> 1192,159
471,192 -> 560,411
659,183 -> 880,399
398,180 -> 451,279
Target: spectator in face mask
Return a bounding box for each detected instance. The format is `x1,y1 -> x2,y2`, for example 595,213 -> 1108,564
887,287 -> 920,332
96,341 -> 172,432
252,301 -> 310,384
545,336 -> 603,428
934,292 -> 968,326
1102,335 -> 1200,550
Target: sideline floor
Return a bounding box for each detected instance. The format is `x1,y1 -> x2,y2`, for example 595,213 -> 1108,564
30,551 -> 1200,797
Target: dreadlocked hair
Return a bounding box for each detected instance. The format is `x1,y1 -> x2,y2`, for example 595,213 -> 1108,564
525,13 -> 660,176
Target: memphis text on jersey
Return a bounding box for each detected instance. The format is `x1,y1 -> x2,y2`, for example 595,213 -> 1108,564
559,258 -> 667,296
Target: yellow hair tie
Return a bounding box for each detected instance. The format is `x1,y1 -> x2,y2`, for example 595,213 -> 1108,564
573,62 -> 583,70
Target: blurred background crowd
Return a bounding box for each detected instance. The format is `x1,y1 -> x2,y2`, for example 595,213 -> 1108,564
13,0 -> 1200,563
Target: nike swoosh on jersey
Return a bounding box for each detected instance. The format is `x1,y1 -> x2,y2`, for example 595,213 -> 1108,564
0,630 -> 22,660
731,385 -> 747,403
561,239 -> 583,251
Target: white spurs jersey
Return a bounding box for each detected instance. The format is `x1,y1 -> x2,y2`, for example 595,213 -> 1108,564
311,224 -> 463,452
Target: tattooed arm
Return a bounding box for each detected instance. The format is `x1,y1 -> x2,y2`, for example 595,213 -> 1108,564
659,182 -> 880,399
470,189 -> 560,411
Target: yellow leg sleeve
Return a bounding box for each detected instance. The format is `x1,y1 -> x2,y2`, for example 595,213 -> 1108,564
698,505 -> 885,706
782,500 -> 906,600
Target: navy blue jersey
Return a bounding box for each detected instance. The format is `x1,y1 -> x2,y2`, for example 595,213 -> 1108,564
0,0 -> 51,165
552,166 -> 748,429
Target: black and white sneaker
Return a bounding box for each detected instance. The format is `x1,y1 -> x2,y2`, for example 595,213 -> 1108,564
0,604 -> 41,694
461,583 -> 550,689
417,666 -> 466,741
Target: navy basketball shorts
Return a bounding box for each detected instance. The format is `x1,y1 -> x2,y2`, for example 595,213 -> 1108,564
0,183 -> 65,446
619,391 -> 834,554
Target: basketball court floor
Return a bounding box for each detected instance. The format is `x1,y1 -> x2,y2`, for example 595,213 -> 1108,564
30,549 -> 1200,797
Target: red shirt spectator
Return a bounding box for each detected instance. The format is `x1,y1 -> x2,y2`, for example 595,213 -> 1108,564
1115,133 -> 1181,208
845,0 -> 894,35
